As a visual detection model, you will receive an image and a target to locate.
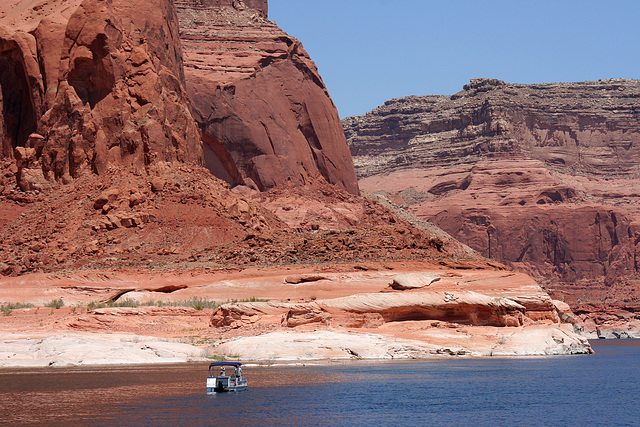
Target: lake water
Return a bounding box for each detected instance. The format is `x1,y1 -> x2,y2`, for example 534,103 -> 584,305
1,340 -> 639,426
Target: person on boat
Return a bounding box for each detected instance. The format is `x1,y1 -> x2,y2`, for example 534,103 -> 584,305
220,367 -> 226,376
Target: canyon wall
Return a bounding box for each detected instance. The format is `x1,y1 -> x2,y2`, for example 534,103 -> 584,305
176,0 -> 359,194
345,78 -> 640,179
345,79 -> 640,312
0,0 -> 203,191
0,0 -> 365,275
0,0 -> 357,195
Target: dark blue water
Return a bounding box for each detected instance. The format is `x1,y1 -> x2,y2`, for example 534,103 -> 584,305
1,340 -> 639,426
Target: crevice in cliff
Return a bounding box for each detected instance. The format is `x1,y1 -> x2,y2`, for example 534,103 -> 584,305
0,48 -> 38,154
260,120 -> 276,155
202,132 -> 243,186
610,211 -> 619,247
67,33 -> 116,109
298,103 -> 322,151
595,212 -> 603,262
515,243 -> 531,263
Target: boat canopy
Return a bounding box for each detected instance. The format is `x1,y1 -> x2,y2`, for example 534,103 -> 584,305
209,362 -> 242,368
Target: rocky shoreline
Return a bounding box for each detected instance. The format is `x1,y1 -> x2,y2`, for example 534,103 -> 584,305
1,324 -> 593,369
0,262 -> 596,368
0,334 -> 208,368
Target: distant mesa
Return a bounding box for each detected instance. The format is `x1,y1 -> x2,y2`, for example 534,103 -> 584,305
176,0 -> 267,15
344,78 -> 640,179
345,78 -> 640,318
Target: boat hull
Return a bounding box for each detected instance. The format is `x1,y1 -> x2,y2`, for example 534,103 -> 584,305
206,385 -> 248,393
206,377 -> 247,393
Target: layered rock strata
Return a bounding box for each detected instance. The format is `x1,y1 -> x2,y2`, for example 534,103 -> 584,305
176,0 -> 359,194
345,79 -> 640,332
0,264 -> 591,365
212,291 -> 529,329
345,78 -> 640,179
208,268 -> 591,359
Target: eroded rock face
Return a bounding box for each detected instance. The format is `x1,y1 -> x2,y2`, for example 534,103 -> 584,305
1,0 -> 357,197
176,0 -> 359,194
346,80 -> 640,314
208,273 -> 592,359
211,289 -> 552,330
345,78 -> 640,179
0,0 -> 203,190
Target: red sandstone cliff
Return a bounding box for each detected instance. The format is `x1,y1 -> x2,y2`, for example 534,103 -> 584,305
1,0 -> 357,196
345,79 -> 640,332
0,0 -> 370,276
176,0 -> 359,194
0,0 -> 203,192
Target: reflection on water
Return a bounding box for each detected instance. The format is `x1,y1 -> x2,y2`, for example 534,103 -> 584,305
1,340 -> 639,426
0,366 -> 199,425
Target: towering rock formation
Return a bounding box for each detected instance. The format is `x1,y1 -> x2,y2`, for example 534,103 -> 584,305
0,0 -> 203,191
1,0 -> 357,196
345,79 -> 640,314
0,0 -> 437,277
176,0 -> 359,194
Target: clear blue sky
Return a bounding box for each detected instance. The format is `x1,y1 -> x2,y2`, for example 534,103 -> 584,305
269,0 -> 640,118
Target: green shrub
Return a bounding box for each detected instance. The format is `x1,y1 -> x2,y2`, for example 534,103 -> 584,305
183,297 -> 218,310
45,299 -> 64,309
227,297 -> 269,304
107,298 -> 140,308
87,297 -> 218,310
1,302 -> 34,315
87,301 -> 106,310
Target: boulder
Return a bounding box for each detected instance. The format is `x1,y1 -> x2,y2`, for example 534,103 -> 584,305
284,274 -> 330,284
390,273 -> 441,290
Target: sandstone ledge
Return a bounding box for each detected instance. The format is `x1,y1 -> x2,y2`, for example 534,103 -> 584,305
0,264 -> 595,368
0,323 -> 591,369
0,333 -> 207,368
213,326 -> 591,361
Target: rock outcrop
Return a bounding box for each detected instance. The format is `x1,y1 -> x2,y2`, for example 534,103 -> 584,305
0,256 -> 592,363
206,267 -> 591,359
176,0 -> 358,194
0,334 -> 206,367
212,290 -> 529,329
214,326 -> 591,360
1,0 -> 357,196
0,0 -> 203,191
390,272 -> 441,290
0,0 -> 370,275
345,79 -> 640,331
345,78 -> 640,179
